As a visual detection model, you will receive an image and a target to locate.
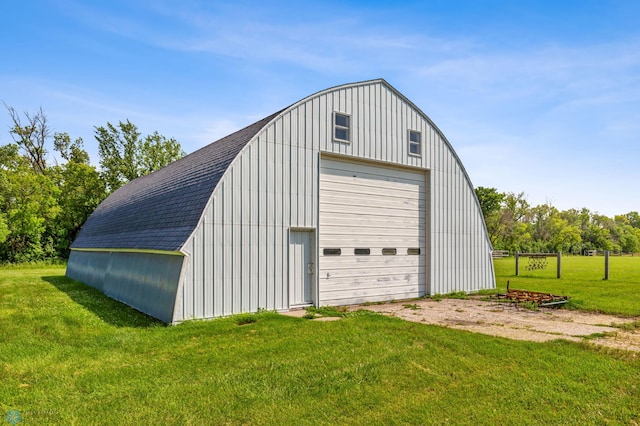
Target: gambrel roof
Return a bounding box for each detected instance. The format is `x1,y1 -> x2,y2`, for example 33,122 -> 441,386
71,111 -> 282,251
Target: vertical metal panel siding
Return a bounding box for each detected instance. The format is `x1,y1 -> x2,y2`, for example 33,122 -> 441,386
175,81 -> 494,321
67,250 -> 183,323
67,250 -> 109,292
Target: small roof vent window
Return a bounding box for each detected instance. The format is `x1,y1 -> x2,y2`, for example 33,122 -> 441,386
409,130 -> 421,156
334,112 -> 351,143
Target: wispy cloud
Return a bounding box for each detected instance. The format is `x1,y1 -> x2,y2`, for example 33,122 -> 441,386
6,0 -> 639,215
59,0 -> 475,74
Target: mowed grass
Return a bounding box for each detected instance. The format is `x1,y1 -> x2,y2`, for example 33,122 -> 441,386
494,255 -> 640,316
1,265 -> 640,425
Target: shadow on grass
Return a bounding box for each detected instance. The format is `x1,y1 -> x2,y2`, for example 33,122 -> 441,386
43,275 -> 165,329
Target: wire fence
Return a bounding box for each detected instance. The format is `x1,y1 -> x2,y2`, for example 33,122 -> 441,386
494,253 -> 640,282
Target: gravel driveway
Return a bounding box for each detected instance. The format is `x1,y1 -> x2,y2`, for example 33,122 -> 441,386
354,297 -> 640,352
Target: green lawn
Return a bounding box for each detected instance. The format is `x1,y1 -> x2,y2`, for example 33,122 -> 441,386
494,255 -> 640,316
1,265 -> 640,425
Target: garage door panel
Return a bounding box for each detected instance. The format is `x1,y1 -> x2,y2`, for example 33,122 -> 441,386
321,267 -> 424,280
323,188 -> 423,203
319,157 -> 426,306
320,277 -> 425,290
321,254 -> 424,266
319,284 -> 424,305
320,282 -> 426,297
321,256 -> 424,269
320,199 -> 425,216
321,162 -> 425,184
320,236 -> 426,247
322,255 -> 419,273
320,213 -> 423,228
319,183 -> 424,200
321,229 -> 424,239
320,213 -> 424,224
321,230 -> 425,243
320,180 -> 423,199
320,199 -> 425,214
320,217 -> 425,230
320,218 -> 425,229
320,281 -> 426,295
320,227 -> 424,239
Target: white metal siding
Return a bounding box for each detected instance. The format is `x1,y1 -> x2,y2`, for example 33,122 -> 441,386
174,80 -> 495,322
319,157 -> 426,305
67,251 -> 183,323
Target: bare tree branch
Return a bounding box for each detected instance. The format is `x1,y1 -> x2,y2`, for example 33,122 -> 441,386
3,102 -> 49,173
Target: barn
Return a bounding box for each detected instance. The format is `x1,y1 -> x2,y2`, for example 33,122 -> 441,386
66,79 -> 495,323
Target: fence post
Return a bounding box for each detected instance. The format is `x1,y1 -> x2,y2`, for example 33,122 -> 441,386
604,250 -> 610,280
515,252 -> 519,276
557,252 -> 562,279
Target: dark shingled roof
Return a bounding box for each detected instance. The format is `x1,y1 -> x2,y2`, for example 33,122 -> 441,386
71,111 -> 282,251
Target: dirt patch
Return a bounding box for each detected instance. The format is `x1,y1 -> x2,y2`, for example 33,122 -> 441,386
353,298 -> 640,352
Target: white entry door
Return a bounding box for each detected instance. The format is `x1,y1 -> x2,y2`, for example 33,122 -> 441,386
289,230 -> 314,306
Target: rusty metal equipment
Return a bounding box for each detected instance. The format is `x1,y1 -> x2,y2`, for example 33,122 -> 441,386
493,281 -> 568,307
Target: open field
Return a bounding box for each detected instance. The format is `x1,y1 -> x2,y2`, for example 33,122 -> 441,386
1,265 -> 640,424
493,255 -> 640,316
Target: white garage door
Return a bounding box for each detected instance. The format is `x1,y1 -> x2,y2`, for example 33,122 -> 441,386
319,157 -> 426,305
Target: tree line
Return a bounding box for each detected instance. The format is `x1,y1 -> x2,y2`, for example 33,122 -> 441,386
0,105 -> 184,262
475,187 -> 640,255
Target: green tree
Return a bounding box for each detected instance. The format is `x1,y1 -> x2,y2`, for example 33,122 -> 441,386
560,208 -> 592,254
497,192 -> 531,252
0,144 -> 59,261
50,140 -> 107,257
581,214 -> 614,252
623,211 -> 640,228
548,216 -> 582,253
53,132 -> 90,164
95,120 -> 140,192
0,148 -> 13,244
0,214 -> 9,245
475,187 -> 504,247
95,121 -> 185,192
476,187 -> 637,254
0,145 -> 21,247
139,131 -> 184,176
618,225 -> 640,253
475,187 -> 504,218
0,103 -> 111,261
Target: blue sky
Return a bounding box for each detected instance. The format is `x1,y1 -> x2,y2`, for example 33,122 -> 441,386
1,0 -> 639,216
